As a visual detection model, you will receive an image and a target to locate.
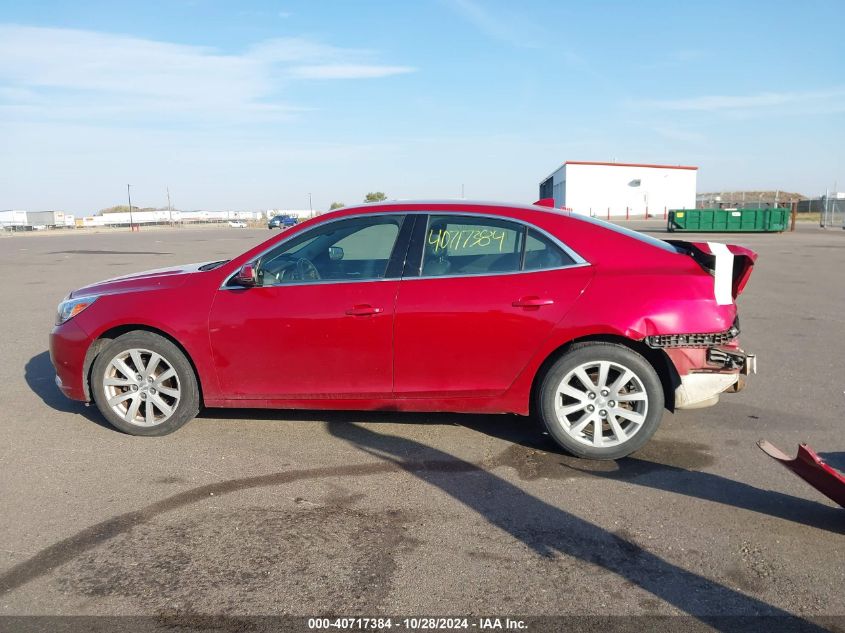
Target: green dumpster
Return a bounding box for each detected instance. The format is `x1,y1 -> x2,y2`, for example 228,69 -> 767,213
667,208 -> 789,232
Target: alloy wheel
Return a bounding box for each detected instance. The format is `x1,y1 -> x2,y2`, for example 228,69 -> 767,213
553,360 -> 649,448
101,348 -> 181,427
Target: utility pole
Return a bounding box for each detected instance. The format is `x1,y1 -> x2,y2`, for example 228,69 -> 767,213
308,193 -> 313,217
127,184 -> 134,230
461,184 -> 465,199
166,186 -> 172,225
823,188 -> 829,227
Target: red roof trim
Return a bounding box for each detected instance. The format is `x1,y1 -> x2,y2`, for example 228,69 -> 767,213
565,161 -> 698,171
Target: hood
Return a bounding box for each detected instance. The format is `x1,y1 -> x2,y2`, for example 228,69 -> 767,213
70,260 -> 223,298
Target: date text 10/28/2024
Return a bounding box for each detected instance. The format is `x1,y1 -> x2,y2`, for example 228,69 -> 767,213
308,617 -> 528,630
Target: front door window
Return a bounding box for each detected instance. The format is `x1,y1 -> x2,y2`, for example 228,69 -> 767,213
255,215 -> 405,285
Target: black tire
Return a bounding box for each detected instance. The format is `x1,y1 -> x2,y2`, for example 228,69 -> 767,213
538,342 -> 664,460
91,331 -> 200,436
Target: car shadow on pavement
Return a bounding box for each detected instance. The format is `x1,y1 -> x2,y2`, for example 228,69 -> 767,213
326,420 -> 829,631
25,351 -> 110,429
211,407 -> 843,533
25,356 -> 840,533
471,415 -> 844,533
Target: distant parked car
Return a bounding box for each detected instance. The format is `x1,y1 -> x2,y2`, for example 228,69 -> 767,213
50,200 -> 757,459
228,220 -> 247,228
268,215 -> 297,229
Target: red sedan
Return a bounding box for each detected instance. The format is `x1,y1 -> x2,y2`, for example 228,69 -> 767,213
50,200 -> 757,459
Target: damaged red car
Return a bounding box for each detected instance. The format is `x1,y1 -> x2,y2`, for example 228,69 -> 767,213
50,200 -> 756,459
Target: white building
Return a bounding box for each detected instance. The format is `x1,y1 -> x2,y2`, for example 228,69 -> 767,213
539,161 -> 698,217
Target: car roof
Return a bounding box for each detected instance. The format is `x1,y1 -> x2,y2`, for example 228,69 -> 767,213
239,199 -> 684,272
331,199 -> 555,213
323,201 -> 679,255
317,199 -> 577,226
289,199 -> 685,264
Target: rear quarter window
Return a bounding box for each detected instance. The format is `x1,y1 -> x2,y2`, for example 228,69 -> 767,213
524,228 -> 575,270
571,214 -> 682,254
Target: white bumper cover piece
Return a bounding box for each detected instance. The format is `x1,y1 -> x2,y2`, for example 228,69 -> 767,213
707,241 -> 735,306
674,373 -> 740,409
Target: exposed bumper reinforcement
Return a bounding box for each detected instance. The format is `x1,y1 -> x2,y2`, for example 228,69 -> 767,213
708,347 -> 757,374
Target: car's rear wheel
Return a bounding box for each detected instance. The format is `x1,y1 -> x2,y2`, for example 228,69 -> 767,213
538,342 -> 664,460
91,331 -> 200,436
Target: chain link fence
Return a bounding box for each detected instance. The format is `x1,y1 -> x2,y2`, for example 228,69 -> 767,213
798,198 -> 845,228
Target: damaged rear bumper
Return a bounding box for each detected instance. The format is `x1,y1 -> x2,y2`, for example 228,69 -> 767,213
674,348 -> 757,409
758,441 -> 845,508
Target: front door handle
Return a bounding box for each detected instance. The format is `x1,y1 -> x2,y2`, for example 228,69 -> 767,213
346,304 -> 383,316
512,296 -> 555,308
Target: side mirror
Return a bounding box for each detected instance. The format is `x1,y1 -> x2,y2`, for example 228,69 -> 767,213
328,246 -> 344,261
234,263 -> 257,287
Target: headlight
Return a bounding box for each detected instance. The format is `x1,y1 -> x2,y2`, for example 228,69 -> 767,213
56,295 -> 99,325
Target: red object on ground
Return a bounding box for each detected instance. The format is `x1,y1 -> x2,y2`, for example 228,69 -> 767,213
758,440 -> 845,508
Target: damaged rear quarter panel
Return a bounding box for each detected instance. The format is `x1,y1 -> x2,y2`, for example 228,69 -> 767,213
564,267 -> 737,341
501,264 -> 738,414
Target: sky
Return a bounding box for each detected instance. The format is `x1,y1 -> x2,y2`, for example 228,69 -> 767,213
1,0 -> 843,214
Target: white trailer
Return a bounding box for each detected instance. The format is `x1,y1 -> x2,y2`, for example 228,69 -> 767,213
539,161 -> 698,217
26,211 -> 63,227
0,210 -> 28,229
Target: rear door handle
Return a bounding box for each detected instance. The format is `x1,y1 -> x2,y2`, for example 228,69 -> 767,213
512,296 -> 555,308
346,304 -> 383,316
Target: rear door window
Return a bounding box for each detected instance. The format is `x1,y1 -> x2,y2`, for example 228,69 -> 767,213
422,215 -> 524,277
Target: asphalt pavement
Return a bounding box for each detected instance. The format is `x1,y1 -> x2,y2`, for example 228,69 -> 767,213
0,222 -> 843,631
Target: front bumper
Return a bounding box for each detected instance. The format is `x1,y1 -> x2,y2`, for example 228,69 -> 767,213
49,319 -> 91,402
674,348 -> 756,409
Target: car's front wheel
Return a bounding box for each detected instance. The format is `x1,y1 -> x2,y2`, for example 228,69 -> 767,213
538,342 -> 664,460
91,331 -> 200,436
